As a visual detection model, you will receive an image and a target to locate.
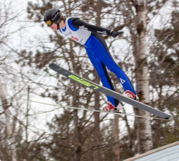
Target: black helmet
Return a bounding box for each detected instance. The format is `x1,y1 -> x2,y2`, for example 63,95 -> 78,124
44,8 -> 63,27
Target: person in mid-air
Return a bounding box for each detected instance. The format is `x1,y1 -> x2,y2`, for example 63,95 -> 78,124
44,8 -> 137,111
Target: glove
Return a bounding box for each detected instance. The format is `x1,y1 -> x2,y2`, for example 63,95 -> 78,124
110,31 -> 124,38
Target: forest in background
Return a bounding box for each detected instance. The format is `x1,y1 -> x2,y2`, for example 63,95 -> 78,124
0,0 -> 179,161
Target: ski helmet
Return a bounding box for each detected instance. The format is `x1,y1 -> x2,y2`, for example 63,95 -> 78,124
44,8 -> 63,28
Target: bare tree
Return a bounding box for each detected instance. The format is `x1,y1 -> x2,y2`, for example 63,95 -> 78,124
23,0 -> 123,160
0,0 -> 46,160
0,0 -> 22,160
10,0 -> 179,160
112,115 -> 120,161
133,0 -> 153,153
0,80 -> 17,161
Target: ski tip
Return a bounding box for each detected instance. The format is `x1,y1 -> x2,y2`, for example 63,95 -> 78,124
49,63 -> 63,72
49,63 -> 56,68
162,114 -> 173,120
165,115 -> 173,120
49,63 -> 60,70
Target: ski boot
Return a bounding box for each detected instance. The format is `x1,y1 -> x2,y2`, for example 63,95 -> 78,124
124,90 -> 139,100
101,102 -> 123,111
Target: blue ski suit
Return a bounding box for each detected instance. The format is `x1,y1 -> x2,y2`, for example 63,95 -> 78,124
58,17 -> 136,107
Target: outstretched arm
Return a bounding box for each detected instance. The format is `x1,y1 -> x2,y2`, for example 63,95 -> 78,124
71,18 -> 123,38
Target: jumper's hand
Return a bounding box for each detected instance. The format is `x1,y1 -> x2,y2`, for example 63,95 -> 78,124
110,31 -> 124,38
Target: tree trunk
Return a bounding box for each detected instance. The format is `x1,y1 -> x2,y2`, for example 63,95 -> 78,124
134,0 -> 153,153
92,2 -> 103,160
112,115 -> 120,161
0,79 -> 17,161
93,76 -> 102,161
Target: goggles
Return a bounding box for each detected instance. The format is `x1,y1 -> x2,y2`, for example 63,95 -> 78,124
45,20 -> 53,27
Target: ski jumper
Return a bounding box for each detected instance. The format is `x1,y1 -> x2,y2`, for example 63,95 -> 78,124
58,17 -> 136,107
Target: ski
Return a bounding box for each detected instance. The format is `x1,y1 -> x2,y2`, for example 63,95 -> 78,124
63,105 -> 167,120
65,105 -> 123,115
49,63 -> 172,120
